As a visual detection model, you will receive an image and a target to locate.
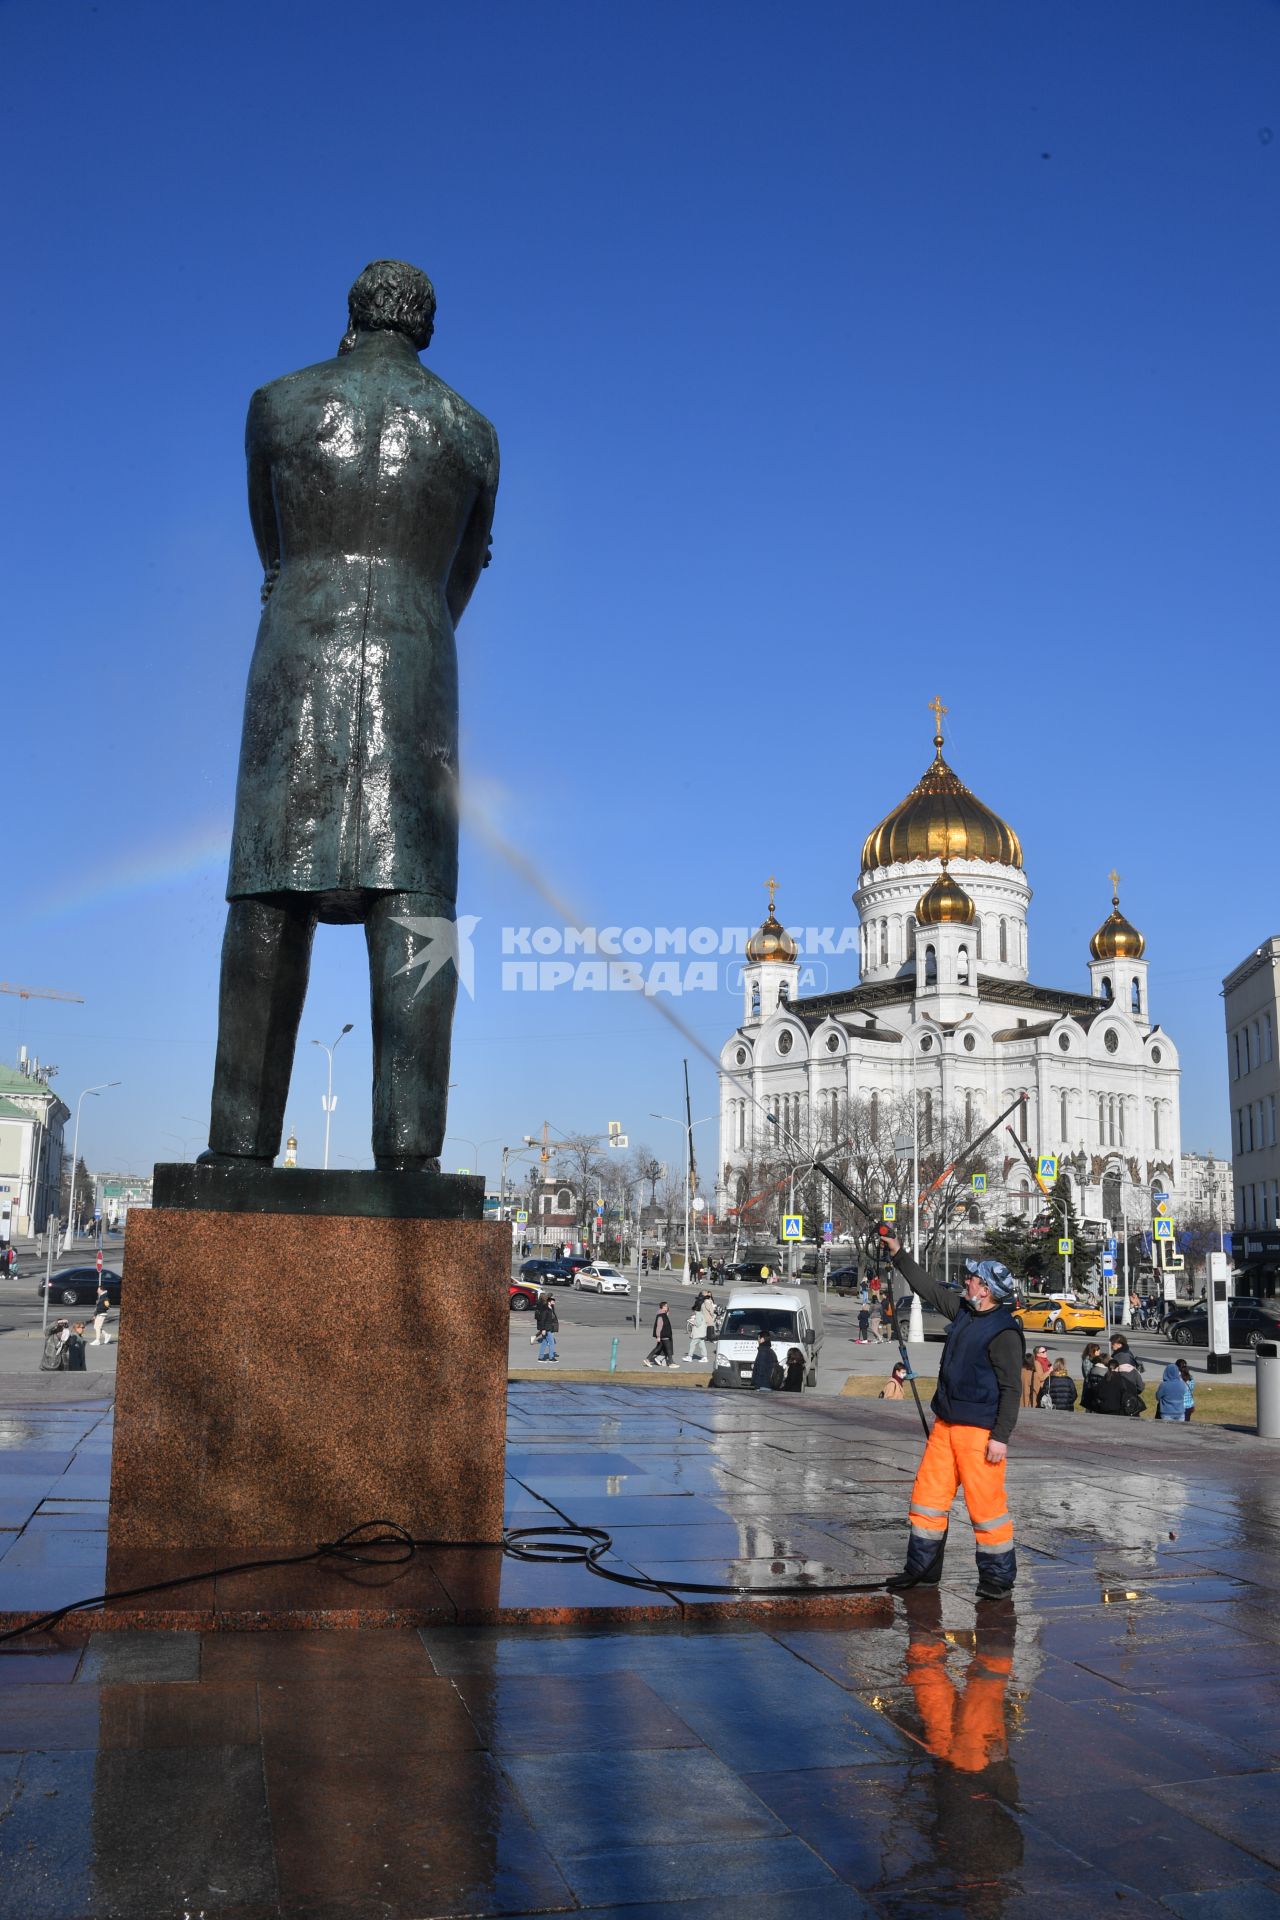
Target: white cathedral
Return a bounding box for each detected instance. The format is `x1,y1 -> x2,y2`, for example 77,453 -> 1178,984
717,707 -> 1181,1237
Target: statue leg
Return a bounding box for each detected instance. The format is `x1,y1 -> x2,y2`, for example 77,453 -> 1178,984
206,898 -> 317,1161
365,891 -> 459,1170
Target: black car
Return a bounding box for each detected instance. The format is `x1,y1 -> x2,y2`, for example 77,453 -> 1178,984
1168,1303 -> 1280,1350
827,1267 -> 863,1294
39,1266 -> 122,1309
518,1258 -> 575,1286
725,1259 -> 781,1283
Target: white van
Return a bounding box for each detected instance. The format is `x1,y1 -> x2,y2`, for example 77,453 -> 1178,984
711,1287 -> 824,1389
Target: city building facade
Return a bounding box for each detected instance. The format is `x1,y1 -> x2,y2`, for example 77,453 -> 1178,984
1223,936 -> 1280,1286
0,1057 -> 69,1238
718,710 -> 1182,1242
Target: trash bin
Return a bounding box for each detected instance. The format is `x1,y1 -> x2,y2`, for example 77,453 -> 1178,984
1256,1341 -> 1280,1440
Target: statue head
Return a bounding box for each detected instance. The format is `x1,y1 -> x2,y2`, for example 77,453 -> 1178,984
340,259 -> 436,354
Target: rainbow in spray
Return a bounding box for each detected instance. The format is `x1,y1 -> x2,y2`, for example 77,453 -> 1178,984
31,820 -> 231,924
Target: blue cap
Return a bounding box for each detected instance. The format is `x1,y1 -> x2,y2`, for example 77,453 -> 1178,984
964,1258 -> 1016,1303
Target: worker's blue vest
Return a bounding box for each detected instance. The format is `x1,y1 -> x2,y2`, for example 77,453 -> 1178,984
933,1303 -> 1020,1430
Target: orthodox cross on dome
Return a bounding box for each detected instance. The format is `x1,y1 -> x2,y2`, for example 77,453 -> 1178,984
765,875 -> 778,915
1109,867 -> 1121,904
929,695 -> 948,749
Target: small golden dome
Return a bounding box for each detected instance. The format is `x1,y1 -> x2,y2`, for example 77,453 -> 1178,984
860,702 -> 1023,873
1090,874 -> 1145,960
916,854 -> 976,926
746,877 -> 799,965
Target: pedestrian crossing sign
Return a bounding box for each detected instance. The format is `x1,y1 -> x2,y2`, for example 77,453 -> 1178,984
971,1173 -> 987,1193
1058,1238 -> 1073,1256
1037,1155 -> 1058,1183
1153,1216 -> 1174,1240
881,1203 -> 897,1223
516,1210 -> 528,1226
781,1214 -> 803,1241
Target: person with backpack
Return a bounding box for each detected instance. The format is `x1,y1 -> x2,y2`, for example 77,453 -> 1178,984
1095,1357 -> 1145,1417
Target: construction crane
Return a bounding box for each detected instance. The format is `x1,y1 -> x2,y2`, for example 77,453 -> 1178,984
0,984 -> 84,1003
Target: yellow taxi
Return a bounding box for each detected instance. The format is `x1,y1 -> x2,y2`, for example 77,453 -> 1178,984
1013,1294 -> 1105,1335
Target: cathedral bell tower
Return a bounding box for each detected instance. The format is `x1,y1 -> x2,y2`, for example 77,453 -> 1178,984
1088,873 -> 1149,1029
913,853 -> 979,1018
743,877 -> 799,1025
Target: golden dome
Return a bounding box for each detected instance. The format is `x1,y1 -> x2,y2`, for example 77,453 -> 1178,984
916,853 -> 976,926
746,877 -> 799,965
860,703 -> 1023,873
1090,874 -> 1145,960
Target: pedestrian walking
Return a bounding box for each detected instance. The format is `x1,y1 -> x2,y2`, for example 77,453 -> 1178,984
751,1332 -> 781,1390
645,1301 -> 677,1369
1040,1358 -> 1077,1412
881,1239 -> 1023,1602
868,1303 -> 883,1342
1177,1357 -> 1195,1420
857,1305 -> 871,1344
684,1297 -> 712,1363
534,1291 -> 559,1364
781,1346 -> 806,1392
64,1322 -> 87,1371
879,1360 -> 909,1400
91,1283 -> 112,1346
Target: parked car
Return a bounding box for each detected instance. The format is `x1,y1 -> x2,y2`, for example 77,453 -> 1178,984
725,1260 -> 780,1284
1167,1303 -> 1280,1350
574,1263 -> 630,1295
508,1280 -> 540,1312
518,1258 -> 575,1286
1014,1295 -> 1105,1335
39,1267 -> 123,1309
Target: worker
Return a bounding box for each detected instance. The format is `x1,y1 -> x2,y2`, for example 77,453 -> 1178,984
880,1237 -> 1024,1601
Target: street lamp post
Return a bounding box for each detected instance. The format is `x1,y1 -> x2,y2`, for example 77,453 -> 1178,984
651,1113 -> 715,1285
62,1082 -> 121,1254
311,1024 -> 353,1171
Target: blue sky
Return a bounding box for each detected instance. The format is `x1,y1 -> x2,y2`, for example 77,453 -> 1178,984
3,0 -> 1276,1184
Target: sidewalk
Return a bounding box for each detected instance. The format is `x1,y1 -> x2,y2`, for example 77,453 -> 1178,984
5,1383 -> 1280,1914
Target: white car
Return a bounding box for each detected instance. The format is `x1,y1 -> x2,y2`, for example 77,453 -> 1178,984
575,1263 -> 630,1295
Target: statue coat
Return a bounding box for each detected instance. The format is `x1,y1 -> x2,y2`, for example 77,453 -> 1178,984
226,329 -> 499,913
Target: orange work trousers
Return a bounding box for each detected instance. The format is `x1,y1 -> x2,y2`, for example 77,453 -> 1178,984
908,1418 -> 1014,1571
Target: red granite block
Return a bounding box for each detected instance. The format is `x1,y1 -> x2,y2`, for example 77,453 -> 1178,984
108,1210 -> 509,1552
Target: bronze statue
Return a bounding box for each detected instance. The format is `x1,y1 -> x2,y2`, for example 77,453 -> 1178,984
202,261 -> 498,1171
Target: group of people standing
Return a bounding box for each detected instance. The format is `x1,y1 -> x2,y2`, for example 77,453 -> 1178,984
1019,1333 -> 1195,1421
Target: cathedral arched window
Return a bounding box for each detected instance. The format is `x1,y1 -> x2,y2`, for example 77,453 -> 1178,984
869,1091 -> 879,1139
879,921 -> 889,967
1153,1103 -> 1161,1150
1060,1092 -> 1069,1140
974,921 -> 983,960
998,919 -> 1008,963
922,1091 -> 933,1145
1097,1094 -> 1105,1144
778,981 -> 790,1005
957,945 -> 969,984
924,944 -> 937,984
1101,975 -> 1113,1002
1131,978 -> 1141,1016
750,981 -> 761,1017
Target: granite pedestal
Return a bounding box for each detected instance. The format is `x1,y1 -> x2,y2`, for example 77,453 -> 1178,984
108,1175 -> 508,1557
